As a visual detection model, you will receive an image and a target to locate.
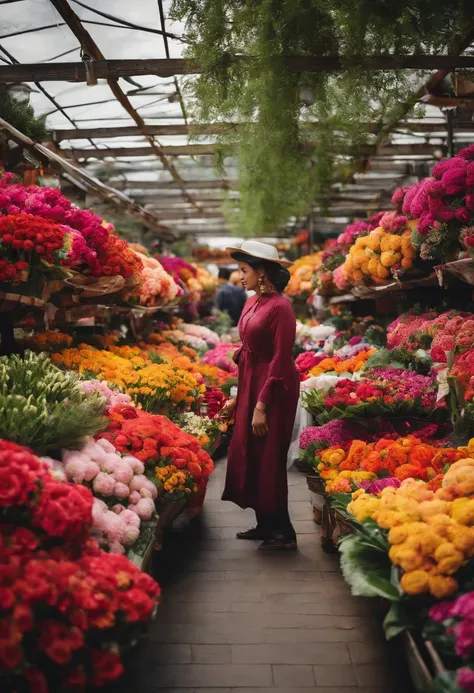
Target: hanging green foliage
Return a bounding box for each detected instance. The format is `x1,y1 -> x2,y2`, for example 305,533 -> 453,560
171,0 -> 472,236
0,91 -> 47,141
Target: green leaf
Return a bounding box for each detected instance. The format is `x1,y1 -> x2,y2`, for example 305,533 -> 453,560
383,602 -> 410,640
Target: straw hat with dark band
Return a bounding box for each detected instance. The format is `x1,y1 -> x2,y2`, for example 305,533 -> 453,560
226,240 -> 292,267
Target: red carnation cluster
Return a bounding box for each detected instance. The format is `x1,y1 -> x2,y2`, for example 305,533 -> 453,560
99,404 -> 214,483
202,386 -> 227,418
94,232 -> 143,279
0,213 -> 67,264
0,439 -> 160,692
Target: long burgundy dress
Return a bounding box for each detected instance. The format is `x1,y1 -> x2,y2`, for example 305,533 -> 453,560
222,292 -> 299,526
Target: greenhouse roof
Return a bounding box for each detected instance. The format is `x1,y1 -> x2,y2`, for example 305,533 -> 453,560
1,0 -> 474,242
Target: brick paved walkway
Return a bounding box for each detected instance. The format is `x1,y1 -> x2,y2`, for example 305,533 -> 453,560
115,460 -> 410,693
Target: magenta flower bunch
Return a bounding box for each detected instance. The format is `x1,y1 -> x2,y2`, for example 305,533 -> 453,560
201,343 -> 239,375
395,146 -> 474,262
299,420 -> 367,450
428,593 -> 474,693
0,175 -> 143,279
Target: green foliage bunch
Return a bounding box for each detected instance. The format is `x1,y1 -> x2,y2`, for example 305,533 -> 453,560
0,92 -> 46,141
0,351 -> 107,453
171,0 -> 472,235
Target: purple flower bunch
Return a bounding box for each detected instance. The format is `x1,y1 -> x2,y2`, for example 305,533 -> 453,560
299,420 -> 366,449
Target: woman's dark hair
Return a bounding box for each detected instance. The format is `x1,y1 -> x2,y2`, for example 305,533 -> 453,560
230,252 -> 291,293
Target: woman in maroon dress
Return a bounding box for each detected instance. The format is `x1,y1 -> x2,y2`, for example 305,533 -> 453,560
220,241 -> 299,550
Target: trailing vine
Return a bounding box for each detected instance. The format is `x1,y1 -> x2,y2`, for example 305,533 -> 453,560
171,0 -> 472,236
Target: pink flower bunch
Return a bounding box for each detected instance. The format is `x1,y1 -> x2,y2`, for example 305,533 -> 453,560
0,175 -> 143,279
62,437 -> 156,502
401,148 -> 474,238
91,498 -> 142,553
132,252 -> 180,306
386,312 -> 436,350
182,323 -> 220,347
333,264 -> 350,290
429,592 -> 474,690
202,343 -> 239,375
299,420 -> 367,449
62,437 -> 159,551
337,221 -> 371,246
80,379 -> 132,409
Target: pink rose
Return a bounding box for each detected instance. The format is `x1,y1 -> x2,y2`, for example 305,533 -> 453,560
130,474 -> 148,492
430,334 -> 455,363
120,525 -> 140,547
122,455 -> 145,475
109,540 -> 126,555
113,482 -> 130,499
92,471 -> 116,497
129,490 -> 141,504
456,330 -> 474,349
83,461 -> 100,482
99,454 -> 119,474
120,509 -> 141,527
113,461 -> 134,484
64,457 -> 88,484
100,511 -> 123,541
131,498 -> 155,521
96,438 -> 116,454
111,504 -> 125,514
91,498 -> 107,523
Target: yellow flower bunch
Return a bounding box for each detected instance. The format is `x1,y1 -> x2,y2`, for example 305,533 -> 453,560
52,346 -> 142,382
155,464 -> 198,498
119,363 -> 203,412
343,227 -> 416,286
53,345 -> 203,413
348,475 -> 474,599
285,253 -> 323,298
325,470 -> 376,494
26,331 -> 73,353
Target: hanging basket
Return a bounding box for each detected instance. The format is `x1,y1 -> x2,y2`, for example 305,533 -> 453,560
64,273 -> 125,297
436,258 -> 474,286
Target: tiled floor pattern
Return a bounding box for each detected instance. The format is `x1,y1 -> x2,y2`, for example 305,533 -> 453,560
114,460 -> 410,693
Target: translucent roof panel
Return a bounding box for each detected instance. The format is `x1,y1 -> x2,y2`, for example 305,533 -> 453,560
0,0 -> 466,242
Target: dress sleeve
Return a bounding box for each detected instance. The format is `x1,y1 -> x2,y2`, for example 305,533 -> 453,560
257,300 -> 296,406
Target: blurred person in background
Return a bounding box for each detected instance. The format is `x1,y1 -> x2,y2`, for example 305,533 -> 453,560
216,267 -> 246,326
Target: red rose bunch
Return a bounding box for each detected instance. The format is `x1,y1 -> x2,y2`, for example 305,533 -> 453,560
99,404 -> 215,484
202,386 -> 227,418
0,213 -> 68,265
0,258 -> 28,283
1,529 -> 160,691
0,439 -> 161,692
0,439 -> 93,544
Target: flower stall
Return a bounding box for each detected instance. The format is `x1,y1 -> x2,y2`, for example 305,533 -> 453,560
0,171 -> 235,691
